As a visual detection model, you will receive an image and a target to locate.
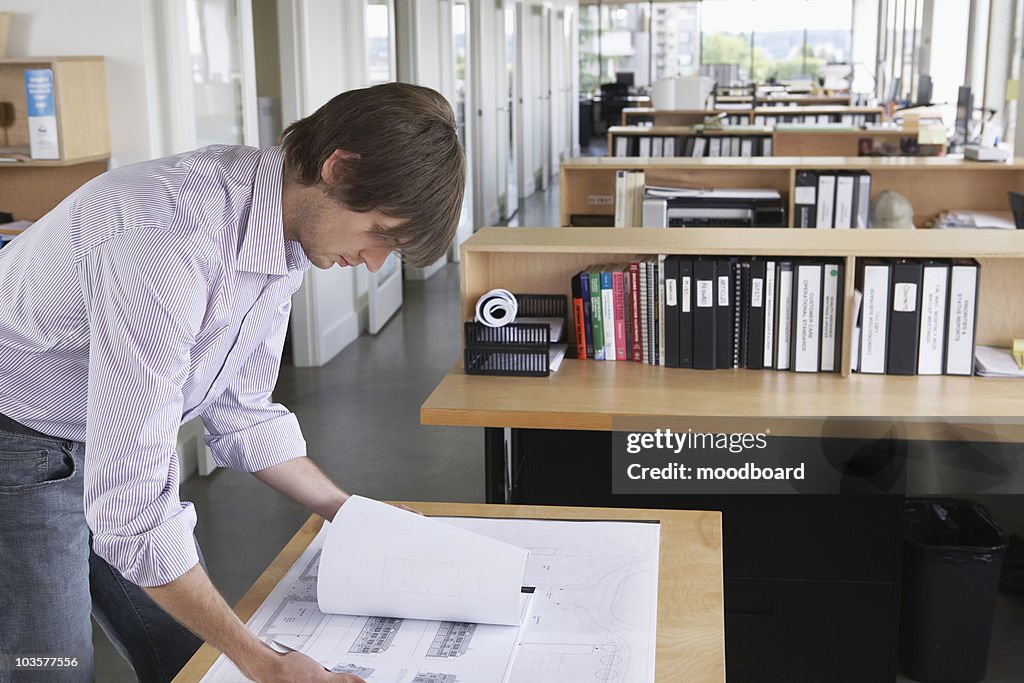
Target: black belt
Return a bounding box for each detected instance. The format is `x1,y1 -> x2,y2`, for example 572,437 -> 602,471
0,412 -> 60,440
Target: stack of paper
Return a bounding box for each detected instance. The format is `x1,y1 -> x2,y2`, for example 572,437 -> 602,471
931,210 -> 1016,230
975,346 -> 1024,377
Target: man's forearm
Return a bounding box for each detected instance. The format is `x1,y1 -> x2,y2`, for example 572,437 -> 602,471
144,564 -> 278,680
253,456 -> 349,521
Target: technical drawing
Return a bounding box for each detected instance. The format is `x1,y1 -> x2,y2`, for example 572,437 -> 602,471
426,622 -> 476,658
348,617 -> 402,654
256,599 -> 324,645
329,663 -> 375,677
411,672 -> 458,683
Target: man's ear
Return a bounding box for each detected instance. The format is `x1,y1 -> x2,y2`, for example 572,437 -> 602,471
321,149 -> 360,184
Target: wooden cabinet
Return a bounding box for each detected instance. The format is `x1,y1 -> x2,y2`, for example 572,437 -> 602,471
560,156 -> 1024,228
0,56 -> 110,220
432,227 -> 1024,422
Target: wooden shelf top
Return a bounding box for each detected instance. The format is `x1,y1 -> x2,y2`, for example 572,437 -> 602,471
421,361 -> 1024,438
0,153 -> 110,167
462,227 -> 1024,258
609,125 -> 774,136
0,56 -> 104,64
561,155 -> 1024,170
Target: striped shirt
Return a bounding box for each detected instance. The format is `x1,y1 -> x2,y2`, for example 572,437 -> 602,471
0,145 -> 311,587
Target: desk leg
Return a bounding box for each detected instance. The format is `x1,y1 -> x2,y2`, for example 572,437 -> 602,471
484,427 -> 508,504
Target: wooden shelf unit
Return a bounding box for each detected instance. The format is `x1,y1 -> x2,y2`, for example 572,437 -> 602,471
608,125 -> 919,158
447,227 -> 1024,418
559,156 -> 1024,229
0,56 -> 110,162
621,105 -> 884,127
0,56 -> 110,220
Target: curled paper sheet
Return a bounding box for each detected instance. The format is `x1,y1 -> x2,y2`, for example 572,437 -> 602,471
318,496 -> 530,625
475,288 -> 518,327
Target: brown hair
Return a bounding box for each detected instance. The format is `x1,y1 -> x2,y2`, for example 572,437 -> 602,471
281,82 -> 465,267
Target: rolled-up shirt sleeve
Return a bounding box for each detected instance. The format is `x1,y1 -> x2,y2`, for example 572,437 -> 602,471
80,229 -> 208,587
201,290 -> 307,472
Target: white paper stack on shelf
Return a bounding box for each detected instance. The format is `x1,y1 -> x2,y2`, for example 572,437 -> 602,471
931,210 -> 1016,230
975,346 -> 1024,377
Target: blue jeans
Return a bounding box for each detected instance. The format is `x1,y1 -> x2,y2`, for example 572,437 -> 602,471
0,416 -> 202,682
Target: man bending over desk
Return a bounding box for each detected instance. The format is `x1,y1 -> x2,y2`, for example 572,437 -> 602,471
0,83 -> 464,682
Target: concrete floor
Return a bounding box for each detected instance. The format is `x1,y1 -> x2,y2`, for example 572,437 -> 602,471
92,177 -> 1024,682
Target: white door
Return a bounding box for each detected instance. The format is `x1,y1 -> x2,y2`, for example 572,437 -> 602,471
449,0 -> 474,260
503,2 -> 519,217
367,253 -> 402,334
159,0 -> 259,151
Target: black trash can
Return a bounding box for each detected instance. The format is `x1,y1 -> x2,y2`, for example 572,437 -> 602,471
900,498 -> 1008,682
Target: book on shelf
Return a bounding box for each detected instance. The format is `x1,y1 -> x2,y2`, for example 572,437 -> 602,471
693,257 -> 717,369
833,174 -> 855,229
763,260 -> 777,369
612,264 -> 629,361
854,171 -> 872,228
820,261 -> 844,373
917,261 -> 949,375
815,173 -> 837,229
715,257 -> 735,369
663,255 -> 681,368
775,261 -> 794,370
746,259 -> 768,370
600,267 -> 616,360
791,261 -> 823,372
945,259 -> 980,376
589,268 -> 605,360
794,171 -> 818,228
857,259 -> 891,374
679,258 -> 695,368
571,274 -> 587,359
629,261 -> 643,362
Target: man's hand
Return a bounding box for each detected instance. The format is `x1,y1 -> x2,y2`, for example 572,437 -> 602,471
143,564 -> 364,682
253,650 -> 365,683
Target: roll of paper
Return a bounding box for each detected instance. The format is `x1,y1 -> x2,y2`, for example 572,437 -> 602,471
475,288 -> 518,327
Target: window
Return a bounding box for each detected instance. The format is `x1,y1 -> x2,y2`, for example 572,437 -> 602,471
366,0 -> 395,85
187,0 -> 245,146
701,0 -> 851,83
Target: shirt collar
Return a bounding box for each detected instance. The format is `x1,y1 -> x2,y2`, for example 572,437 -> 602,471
238,146 -> 310,275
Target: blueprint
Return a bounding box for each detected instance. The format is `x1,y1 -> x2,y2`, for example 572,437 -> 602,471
444,517 -> 660,683
202,516 -> 660,683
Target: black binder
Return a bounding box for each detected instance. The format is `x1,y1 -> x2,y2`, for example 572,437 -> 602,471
715,257 -> 735,369
747,259 -> 768,370
886,260 -> 924,375
693,257 -> 717,369
678,258 -> 694,368
663,256 -> 680,368
794,170 -> 818,228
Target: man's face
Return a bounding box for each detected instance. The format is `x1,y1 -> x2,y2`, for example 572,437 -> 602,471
285,149 -> 407,272
293,196 -> 404,272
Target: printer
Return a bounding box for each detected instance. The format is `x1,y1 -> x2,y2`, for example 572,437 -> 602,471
642,186 -> 786,228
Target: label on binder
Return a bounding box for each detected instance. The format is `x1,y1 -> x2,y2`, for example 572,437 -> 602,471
795,186 -> 815,204
697,280 -> 713,308
666,279 -> 677,307
751,278 -> 764,308
893,283 -> 918,312
25,69 -> 60,160
717,276 -> 729,306
681,277 -> 692,312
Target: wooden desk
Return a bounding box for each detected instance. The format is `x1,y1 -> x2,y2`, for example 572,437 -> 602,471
175,503 -> 725,683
